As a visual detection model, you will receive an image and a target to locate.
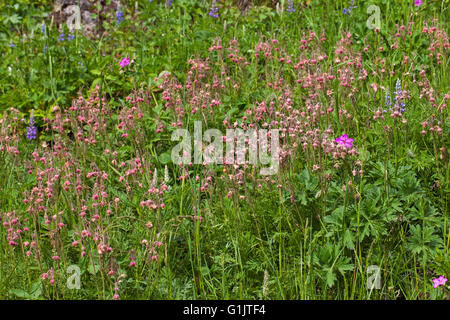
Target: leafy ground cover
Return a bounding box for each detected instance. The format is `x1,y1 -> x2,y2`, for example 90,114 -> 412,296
0,0 -> 449,299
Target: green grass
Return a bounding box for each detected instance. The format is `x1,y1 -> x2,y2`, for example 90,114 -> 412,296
0,0 -> 448,299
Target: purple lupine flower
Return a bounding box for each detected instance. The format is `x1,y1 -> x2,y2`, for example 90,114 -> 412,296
432,276 -> 448,288
385,88 -> 391,108
41,22 -> 45,34
286,0 -> 295,12
209,1 -> 219,18
168,0 -> 173,6
26,111 -> 37,141
335,134 -> 353,149
116,10 -> 124,25
58,31 -> 65,42
394,79 -> 405,112
343,0 -> 356,15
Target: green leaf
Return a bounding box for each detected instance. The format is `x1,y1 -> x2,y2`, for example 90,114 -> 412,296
159,152 -> 172,164
343,229 -> 355,250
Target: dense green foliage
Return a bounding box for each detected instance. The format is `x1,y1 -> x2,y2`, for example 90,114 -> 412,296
0,0 -> 448,299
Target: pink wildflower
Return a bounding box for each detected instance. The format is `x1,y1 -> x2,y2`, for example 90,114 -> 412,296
119,57 -> 130,68
335,134 -> 354,149
432,276 -> 448,288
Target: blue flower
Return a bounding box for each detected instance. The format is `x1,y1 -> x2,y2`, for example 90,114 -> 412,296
26,112 -> 37,141
209,4 -> 219,18
58,32 -> 65,42
116,10 -> 124,25
343,0 -> 356,15
68,32 -> 75,41
385,88 -> 391,108
41,22 -> 45,34
394,79 -> 406,112
286,0 -> 295,12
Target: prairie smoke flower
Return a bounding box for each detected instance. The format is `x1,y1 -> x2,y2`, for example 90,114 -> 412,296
414,0 -> 422,7
432,276 -> 448,288
26,111 -> 37,140
335,134 -> 353,149
119,57 -> 130,68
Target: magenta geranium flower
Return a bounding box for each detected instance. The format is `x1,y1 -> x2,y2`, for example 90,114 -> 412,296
119,57 -> 130,68
432,276 -> 448,288
414,0 -> 422,7
335,134 -> 353,149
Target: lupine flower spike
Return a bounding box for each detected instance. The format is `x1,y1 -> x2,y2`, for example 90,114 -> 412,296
209,0 -> 219,18
26,111 -> 37,140
286,0 -> 295,12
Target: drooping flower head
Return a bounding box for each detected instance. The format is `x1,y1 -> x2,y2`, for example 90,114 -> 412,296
119,57 -> 130,68
335,134 -> 353,149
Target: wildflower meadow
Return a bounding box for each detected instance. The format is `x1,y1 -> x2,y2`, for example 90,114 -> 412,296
0,0 -> 448,301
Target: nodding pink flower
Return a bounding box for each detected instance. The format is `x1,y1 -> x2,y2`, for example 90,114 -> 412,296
432,276 -> 448,288
119,57 -> 130,68
414,0 -> 422,7
335,134 -> 354,149
129,261 -> 136,267
113,294 -> 120,300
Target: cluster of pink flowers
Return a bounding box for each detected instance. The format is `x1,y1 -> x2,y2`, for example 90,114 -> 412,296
119,57 -> 130,68
432,276 -> 448,288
